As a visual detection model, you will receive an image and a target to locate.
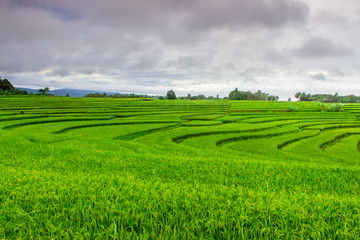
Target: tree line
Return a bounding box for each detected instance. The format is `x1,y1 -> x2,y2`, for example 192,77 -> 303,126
227,88 -> 279,101
162,89 -> 279,101
0,77 -> 53,96
85,92 -> 154,98
0,77 -> 27,95
3,76 -> 359,102
294,92 -> 360,103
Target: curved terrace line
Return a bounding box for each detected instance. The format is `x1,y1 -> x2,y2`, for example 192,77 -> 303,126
308,124 -> 360,131
172,121 -> 315,144
319,132 -> 360,151
2,117 -> 116,130
0,113 -> 18,117
0,115 -> 50,122
172,125 -> 282,143
298,122 -> 360,130
242,117 -> 356,124
277,131 -> 321,149
216,129 -> 300,147
114,123 -> 181,140
278,124 -> 360,149
180,112 -> 227,121
181,122 -> 224,127
54,121 -> 180,134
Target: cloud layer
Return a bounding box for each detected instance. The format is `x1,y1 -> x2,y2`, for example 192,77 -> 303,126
0,0 -> 359,99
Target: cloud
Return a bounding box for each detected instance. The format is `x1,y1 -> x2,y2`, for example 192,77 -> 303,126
294,37 -> 354,59
1,0 -> 360,100
182,0 -> 309,31
327,68 -> 351,77
239,67 -> 274,83
310,72 -> 326,81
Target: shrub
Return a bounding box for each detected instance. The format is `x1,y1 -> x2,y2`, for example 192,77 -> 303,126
319,103 -> 343,112
288,105 -> 299,112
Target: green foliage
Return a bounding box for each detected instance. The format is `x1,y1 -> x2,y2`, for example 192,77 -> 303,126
228,88 -> 279,101
0,97 -> 360,239
190,94 -> 205,100
85,92 -> 154,98
319,103 -> 344,112
288,105 -> 299,112
294,92 -> 312,101
296,92 -> 360,103
0,78 -> 15,92
166,90 -> 176,100
84,92 -> 108,97
0,78 -> 28,95
0,88 -> 28,95
38,87 -> 50,95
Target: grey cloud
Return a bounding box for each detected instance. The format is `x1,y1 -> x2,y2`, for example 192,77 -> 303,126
165,56 -> 213,70
184,0 -> 309,31
49,68 -> 72,77
310,72 -> 326,81
0,0 -> 310,76
10,0 -> 80,21
294,37 -> 354,59
2,0 -> 360,100
312,10 -> 350,29
10,0 -> 309,34
127,57 -> 158,72
264,50 -> 291,65
327,68 -> 351,77
239,67 -> 274,82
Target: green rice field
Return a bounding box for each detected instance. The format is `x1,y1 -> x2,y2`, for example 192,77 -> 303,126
1,96 -> 360,239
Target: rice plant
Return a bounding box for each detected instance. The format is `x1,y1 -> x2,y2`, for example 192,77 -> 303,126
1,96 -> 360,239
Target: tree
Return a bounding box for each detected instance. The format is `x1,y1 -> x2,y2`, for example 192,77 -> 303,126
38,87 -> 50,95
0,78 -> 15,92
228,88 -> 241,100
294,92 -> 301,99
197,94 -> 206,100
166,90 -> 176,100
228,88 -> 278,101
295,92 -> 312,101
0,78 -> 27,95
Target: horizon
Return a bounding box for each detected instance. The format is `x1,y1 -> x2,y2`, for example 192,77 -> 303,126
11,84 -> 353,101
1,0 -> 360,100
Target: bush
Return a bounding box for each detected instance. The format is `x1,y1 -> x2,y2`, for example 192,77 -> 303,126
319,103 -> 343,112
288,105 -> 299,112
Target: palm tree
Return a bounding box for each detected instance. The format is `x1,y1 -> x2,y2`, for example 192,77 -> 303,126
38,87 -> 50,95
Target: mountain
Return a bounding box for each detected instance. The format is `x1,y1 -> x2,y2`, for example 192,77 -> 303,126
17,88 -> 39,94
50,88 -> 120,97
17,88 -> 120,97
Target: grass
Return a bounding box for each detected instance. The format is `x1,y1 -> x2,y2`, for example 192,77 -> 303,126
1,96 -> 360,239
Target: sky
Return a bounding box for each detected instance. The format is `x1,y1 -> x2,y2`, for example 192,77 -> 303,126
1,0 -> 360,99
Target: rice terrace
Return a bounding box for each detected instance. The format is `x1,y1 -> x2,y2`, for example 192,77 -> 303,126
1,95 -> 360,239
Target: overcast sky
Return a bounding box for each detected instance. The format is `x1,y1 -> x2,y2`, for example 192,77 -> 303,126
1,0 -> 359,99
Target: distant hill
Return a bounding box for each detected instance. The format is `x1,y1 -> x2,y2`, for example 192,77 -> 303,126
17,88 -> 38,94
17,88 -> 121,97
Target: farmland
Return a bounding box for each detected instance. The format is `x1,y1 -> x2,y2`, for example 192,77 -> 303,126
1,96 -> 360,239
